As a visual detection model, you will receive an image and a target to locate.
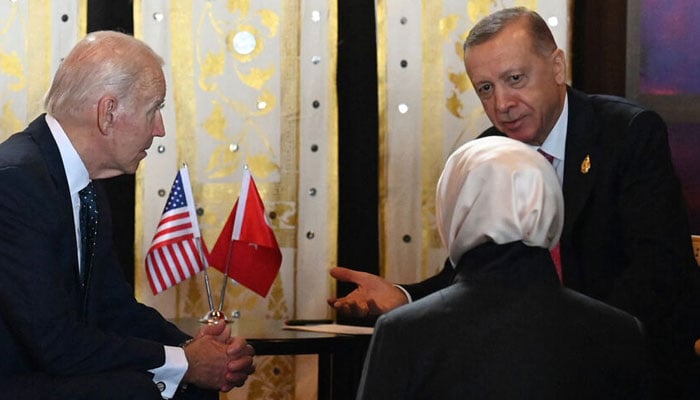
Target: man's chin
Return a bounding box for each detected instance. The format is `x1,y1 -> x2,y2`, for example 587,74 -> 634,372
126,159 -> 145,174
502,130 -> 537,145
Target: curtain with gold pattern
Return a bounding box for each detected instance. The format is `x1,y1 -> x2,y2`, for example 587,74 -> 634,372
133,1 -> 337,398
0,0 -> 86,141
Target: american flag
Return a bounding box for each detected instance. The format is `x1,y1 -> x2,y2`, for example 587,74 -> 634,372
145,166 -> 207,295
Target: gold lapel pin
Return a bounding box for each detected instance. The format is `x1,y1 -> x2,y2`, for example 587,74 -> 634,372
581,155 -> 591,174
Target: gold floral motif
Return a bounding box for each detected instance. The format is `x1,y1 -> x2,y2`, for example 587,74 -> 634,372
449,70 -> 471,93
1,102 -> 23,136
446,92 -> 463,118
245,356 -> 295,399
467,1 -> 493,23
227,0 -> 250,16
258,9 -> 279,37
265,277 -> 289,320
246,153 -> 279,179
184,275 -> 206,316
198,51 -> 226,91
202,102 -> 228,140
439,15 -> 460,38
205,144 -> 241,179
518,0 -> 539,11
0,51 -> 25,91
234,65 -> 275,90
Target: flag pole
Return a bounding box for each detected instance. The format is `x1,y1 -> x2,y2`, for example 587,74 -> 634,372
179,163 -> 226,324
195,236 -> 218,318
216,165 -> 250,313
217,239 -> 234,313
198,243 -> 229,322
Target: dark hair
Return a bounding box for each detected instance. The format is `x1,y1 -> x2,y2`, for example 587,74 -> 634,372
463,7 -> 557,57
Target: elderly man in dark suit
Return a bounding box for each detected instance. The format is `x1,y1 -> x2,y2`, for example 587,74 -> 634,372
0,31 -> 254,399
330,7 -> 700,398
356,136 -> 649,400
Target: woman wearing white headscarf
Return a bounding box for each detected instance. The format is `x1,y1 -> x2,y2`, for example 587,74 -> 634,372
356,137 -> 649,400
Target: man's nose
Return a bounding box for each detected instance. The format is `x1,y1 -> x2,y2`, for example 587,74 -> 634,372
494,88 -> 514,113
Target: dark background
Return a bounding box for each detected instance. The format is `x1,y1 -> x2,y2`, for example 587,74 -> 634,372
87,1 -> 629,289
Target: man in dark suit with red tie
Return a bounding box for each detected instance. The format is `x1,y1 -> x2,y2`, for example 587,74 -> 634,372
329,7 -> 700,398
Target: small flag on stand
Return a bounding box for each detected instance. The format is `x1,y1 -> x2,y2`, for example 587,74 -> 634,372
209,168 -> 282,297
146,166 -> 208,295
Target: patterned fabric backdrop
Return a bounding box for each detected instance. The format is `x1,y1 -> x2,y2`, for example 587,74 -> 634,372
133,1 -> 337,398
0,0 -> 86,141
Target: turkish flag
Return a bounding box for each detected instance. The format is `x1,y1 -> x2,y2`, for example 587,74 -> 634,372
209,169 -> 282,297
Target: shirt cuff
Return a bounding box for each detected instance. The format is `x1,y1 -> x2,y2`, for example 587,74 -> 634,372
149,345 -> 188,399
394,284 -> 412,303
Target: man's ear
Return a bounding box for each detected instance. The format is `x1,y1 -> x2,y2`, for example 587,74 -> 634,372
551,48 -> 567,85
97,96 -> 117,134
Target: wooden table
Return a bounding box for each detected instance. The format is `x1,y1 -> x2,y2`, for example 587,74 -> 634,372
171,317 -> 371,400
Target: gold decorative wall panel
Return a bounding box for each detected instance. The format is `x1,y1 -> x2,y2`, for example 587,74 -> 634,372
0,0 -> 86,140
134,1 -> 337,398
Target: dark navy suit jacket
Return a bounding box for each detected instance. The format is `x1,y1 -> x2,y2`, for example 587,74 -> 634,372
359,242 -> 650,400
0,115 -> 189,379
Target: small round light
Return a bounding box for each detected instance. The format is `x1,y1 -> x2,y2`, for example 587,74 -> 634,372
232,31 -> 256,55
398,103 -> 409,114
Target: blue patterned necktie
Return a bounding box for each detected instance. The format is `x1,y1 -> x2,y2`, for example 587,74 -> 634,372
79,182 -> 99,285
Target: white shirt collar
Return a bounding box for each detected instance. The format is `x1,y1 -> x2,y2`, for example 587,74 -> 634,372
538,94 -> 568,162
45,114 -> 90,193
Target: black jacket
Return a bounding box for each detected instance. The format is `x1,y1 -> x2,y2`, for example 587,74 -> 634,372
359,242 -> 650,400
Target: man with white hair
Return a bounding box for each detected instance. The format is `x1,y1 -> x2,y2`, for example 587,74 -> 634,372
0,31 -> 254,399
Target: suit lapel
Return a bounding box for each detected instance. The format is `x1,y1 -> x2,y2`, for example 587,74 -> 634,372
27,116 -> 72,201
26,115 -> 82,278
560,89 -> 599,262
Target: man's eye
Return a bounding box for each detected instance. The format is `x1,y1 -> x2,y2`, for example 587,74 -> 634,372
477,83 -> 492,94
510,74 -> 524,84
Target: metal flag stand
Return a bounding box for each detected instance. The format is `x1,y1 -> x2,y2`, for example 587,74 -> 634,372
196,236 -> 229,324
180,162 -> 227,324
201,166 -> 250,323
195,165 -> 250,324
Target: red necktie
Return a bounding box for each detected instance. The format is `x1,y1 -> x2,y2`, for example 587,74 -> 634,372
538,148 -> 563,283
537,148 -> 555,164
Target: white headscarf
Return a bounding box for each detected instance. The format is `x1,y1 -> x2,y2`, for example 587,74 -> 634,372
436,136 -> 564,267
